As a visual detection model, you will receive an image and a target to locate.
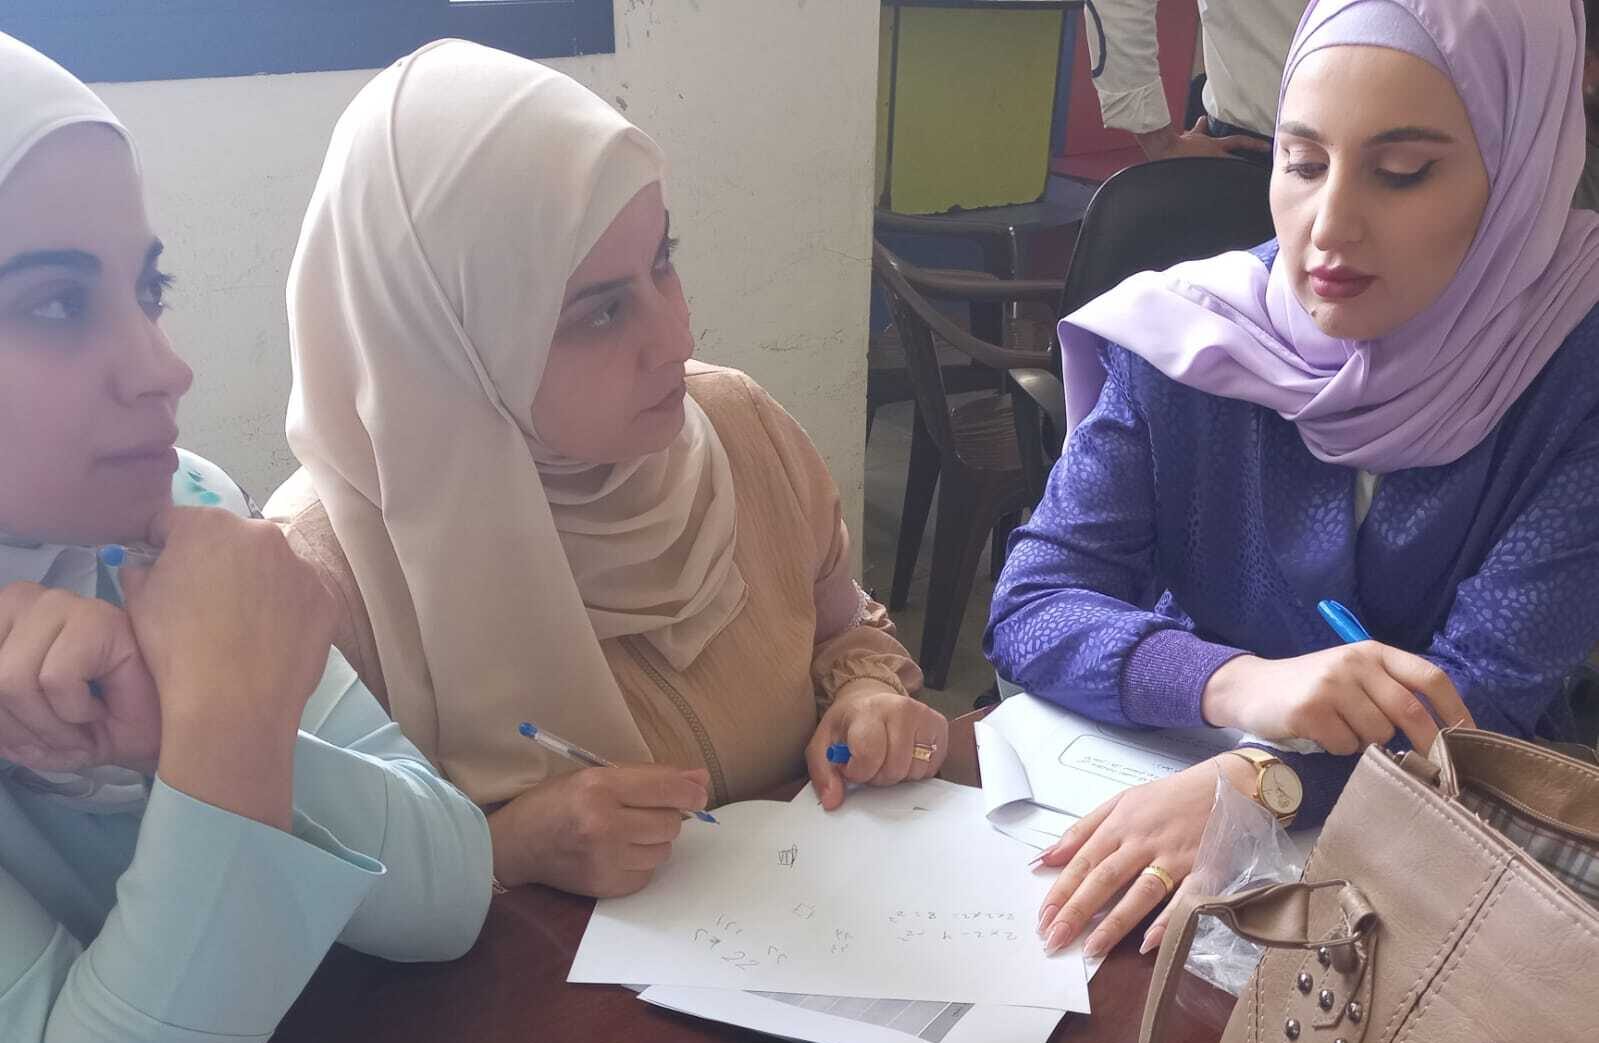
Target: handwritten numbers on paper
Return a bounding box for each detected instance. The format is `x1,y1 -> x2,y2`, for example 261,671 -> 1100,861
884,911 -> 1023,945
720,949 -> 758,971
694,904 -> 1023,979
691,917 -> 790,974
777,844 -> 799,868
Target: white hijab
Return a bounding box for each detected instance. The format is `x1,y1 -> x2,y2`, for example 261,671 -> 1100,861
286,40 -> 745,803
0,33 -> 149,810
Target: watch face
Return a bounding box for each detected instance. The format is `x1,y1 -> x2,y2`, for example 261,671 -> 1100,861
1260,763 -> 1304,816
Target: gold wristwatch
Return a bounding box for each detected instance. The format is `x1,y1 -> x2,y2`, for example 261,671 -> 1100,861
1223,747 -> 1303,828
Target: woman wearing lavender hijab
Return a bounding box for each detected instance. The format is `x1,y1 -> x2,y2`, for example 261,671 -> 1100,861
986,0 -> 1599,960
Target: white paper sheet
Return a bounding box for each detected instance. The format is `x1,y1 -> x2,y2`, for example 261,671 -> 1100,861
974,717 -> 1078,850
988,801 -> 1077,851
976,693 -> 1245,822
639,986 -> 1066,1043
568,779 -> 1090,1011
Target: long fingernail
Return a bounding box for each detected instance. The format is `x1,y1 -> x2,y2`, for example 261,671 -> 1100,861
1027,851 -> 1046,868
1138,930 -> 1156,955
1044,920 -> 1074,955
1036,903 -> 1059,936
1084,933 -> 1107,959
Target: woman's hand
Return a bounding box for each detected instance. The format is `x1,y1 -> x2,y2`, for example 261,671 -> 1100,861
121,505 -> 339,829
805,680 -> 949,810
1136,116 -> 1273,162
1036,756 -> 1255,960
122,506 -> 337,727
0,581 -> 160,774
1201,643 -> 1474,755
488,764 -> 711,897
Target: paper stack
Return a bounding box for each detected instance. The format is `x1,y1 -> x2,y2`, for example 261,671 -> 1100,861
568,778 -> 1088,1042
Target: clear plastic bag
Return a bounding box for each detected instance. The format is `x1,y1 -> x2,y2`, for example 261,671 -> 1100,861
1178,767 -> 1305,1001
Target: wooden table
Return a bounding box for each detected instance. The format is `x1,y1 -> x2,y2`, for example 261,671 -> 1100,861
273,712 -> 1232,1043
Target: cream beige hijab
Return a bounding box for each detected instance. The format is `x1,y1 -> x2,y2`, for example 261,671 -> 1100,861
285,40 -> 745,804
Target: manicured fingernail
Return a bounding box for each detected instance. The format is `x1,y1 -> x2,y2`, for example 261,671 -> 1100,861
1037,903 -> 1059,935
1044,920 -> 1075,955
1138,931 -> 1156,955
1084,934 -> 1107,959
1028,851 -> 1046,868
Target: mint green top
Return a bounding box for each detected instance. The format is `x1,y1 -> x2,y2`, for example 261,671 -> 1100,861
0,452 -> 492,1041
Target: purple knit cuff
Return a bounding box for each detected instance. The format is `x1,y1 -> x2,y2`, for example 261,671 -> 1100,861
1120,629 -> 1248,728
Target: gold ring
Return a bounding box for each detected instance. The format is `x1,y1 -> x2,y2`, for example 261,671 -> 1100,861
1140,864 -> 1176,897
911,742 -> 938,762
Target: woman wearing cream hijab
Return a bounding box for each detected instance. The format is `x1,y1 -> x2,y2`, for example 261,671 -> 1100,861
272,39 -> 946,897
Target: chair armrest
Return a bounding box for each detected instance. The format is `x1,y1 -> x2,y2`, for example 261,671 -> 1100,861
874,208 -> 1013,242
873,240 -> 1055,371
1008,368 -> 1066,444
901,265 -> 1065,305
1008,368 -> 1066,502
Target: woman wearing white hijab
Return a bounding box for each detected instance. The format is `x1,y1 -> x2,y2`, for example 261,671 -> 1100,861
272,40 -> 946,897
0,34 -> 491,1042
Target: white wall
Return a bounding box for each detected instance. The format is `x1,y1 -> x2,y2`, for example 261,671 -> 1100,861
94,0 -> 878,533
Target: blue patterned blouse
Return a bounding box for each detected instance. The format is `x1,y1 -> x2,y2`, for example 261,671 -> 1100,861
986,251 -> 1599,827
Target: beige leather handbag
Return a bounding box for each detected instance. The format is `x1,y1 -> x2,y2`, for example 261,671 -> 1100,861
1140,728 -> 1599,1043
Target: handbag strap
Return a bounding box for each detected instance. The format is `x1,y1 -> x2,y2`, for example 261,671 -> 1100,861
1139,881 -> 1376,1043
1429,728 -> 1599,840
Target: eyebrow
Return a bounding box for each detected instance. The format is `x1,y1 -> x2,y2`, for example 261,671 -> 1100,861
1278,121 -> 1456,147
561,212 -> 673,309
0,239 -> 165,282
0,249 -> 100,280
564,274 -> 632,308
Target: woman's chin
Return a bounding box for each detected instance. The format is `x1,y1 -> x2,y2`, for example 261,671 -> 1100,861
1299,295 -> 1396,342
633,398 -> 687,451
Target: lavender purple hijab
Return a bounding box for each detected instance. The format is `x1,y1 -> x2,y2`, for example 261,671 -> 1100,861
1059,0 -> 1599,473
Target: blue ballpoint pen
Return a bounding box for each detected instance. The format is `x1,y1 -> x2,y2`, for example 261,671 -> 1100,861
1318,599 -> 1450,729
518,721 -> 717,823
97,544 -> 159,568
1316,599 -> 1372,644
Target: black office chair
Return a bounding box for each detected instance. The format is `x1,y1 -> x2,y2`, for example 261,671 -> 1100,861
1009,157 -> 1277,499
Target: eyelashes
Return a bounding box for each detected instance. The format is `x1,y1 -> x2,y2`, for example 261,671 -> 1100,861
1280,159 -> 1439,190
140,270 -> 175,318
1375,160 -> 1437,189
